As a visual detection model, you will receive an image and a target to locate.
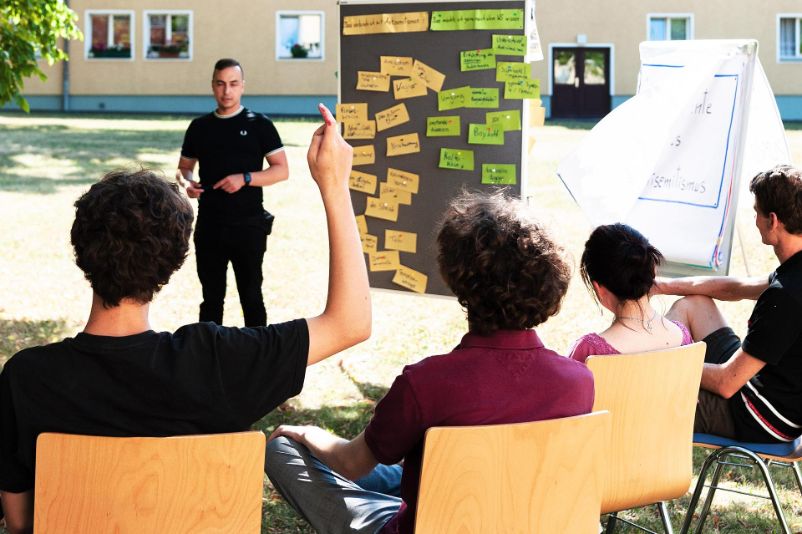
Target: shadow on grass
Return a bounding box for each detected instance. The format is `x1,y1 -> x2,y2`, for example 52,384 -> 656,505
0,317 -> 70,364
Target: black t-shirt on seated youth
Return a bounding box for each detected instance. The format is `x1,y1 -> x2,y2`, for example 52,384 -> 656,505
0,319 -> 308,492
181,108 -> 284,222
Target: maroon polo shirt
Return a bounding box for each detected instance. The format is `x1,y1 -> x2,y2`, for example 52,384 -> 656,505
364,329 -> 595,534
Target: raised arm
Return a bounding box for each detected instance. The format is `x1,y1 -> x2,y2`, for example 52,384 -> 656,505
654,275 -> 768,301
304,104 -> 371,365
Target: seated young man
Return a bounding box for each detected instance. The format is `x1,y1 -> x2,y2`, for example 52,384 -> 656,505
265,191 -> 595,534
0,104 -> 369,534
659,165 -> 802,443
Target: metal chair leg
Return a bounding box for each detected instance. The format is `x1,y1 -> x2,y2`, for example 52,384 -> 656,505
604,512 -> 618,534
680,447 -> 725,534
751,453 -> 791,534
792,461 -> 802,497
657,501 -> 673,534
695,457 -> 725,533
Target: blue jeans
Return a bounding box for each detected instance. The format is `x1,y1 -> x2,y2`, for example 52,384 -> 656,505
265,436 -> 402,534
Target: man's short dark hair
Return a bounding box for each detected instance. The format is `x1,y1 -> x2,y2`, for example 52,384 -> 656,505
71,169 -> 194,307
750,165 -> 802,234
213,58 -> 243,78
437,191 -> 571,335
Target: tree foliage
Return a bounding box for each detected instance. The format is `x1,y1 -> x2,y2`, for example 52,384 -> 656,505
0,0 -> 82,111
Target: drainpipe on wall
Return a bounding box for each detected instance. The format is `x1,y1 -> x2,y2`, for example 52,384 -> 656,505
61,0 -> 71,111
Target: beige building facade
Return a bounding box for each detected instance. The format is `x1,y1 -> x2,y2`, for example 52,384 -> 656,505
13,0 -> 802,119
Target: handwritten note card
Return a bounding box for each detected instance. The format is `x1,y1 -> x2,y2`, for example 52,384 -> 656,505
393,77 -> 428,99
349,170 -> 378,194
386,133 -> 421,156
467,88 -> 499,108
385,230 -> 417,253
342,120 -> 376,140
430,9 -> 524,31
486,109 -> 521,131
492,34 -> 526,56
460,49 -> 496,71
426,116 -> 461,137
352,144 -> 375,166
368,250 -> 401,271
357,71 -> 390,92
361,233 -> 378,254
343,12 -> 429,35
411,60 -> 446,92
468,123 -> 504,145
365,197 -> 399,222
379,183 -> 412,205
336,103 -> 368,123
392,265 -> 428,293
496,62 -> 531,82
375,103 -> 410,132
439,148 -> 475,171
355,215 -> 368,236
387,168 -> 419,193
504,78 -> 540,99
481,163 -> 517,184
438,86 -> 470,111
380,56 -> 413,76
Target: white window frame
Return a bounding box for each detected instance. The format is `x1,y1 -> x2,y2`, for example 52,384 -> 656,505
646,13 -> 694,41
275,10 -> 325,62
777,14 -> 802,63
143,10 -> 193,61
85,9 -> 135,61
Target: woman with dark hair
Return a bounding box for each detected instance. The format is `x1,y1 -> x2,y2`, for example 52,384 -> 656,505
569,223 -> 692,363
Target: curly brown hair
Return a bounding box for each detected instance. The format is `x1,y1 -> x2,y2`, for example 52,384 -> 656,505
437,191 -> 571,335
71,169 -> 194,307
750,165 -> 802,234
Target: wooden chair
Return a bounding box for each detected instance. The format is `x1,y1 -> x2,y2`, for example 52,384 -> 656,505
414,411 -> 611,534
33,431 -> 266,534
586,342 -> 706,533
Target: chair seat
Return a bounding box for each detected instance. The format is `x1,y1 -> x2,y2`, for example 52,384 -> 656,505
693,433 -> 802,461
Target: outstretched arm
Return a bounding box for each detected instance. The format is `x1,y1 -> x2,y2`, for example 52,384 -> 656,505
304,104 -> 371,365
654,275 -> 768,301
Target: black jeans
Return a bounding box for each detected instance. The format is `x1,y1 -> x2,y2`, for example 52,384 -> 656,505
194,216 -> 267,327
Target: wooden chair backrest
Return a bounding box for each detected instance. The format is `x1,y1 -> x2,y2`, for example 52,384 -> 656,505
587,342 -> 705,513
33,431 -> 266,534
415,411 -> 611,534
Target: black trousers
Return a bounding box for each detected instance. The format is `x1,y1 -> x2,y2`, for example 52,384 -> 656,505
194,216 -> 267,327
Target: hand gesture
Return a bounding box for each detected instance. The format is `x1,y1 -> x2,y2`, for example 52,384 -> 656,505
213,174 -> 245,194
185,179 -> 204,199
307,103 -> 352,193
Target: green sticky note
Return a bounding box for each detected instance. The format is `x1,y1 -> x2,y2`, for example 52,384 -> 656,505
482,164 -> 517,184
439,148 -> 475,171
430,9 -> 524,31
468,123 -> 504,145
496,61 -> 531,82
467,88 -> 499,108
438,86 -> 471,111
460,49 -> 496,71
492,34 -> 527,56
504,78 -> 540,99
486,109 -> 522,131
426,116 -> 461,137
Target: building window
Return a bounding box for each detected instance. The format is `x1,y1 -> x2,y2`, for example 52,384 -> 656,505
86,11 -> 134,59
144,11 -> 192,60
779,16 -> 802,61
648,14 -> 692,41
276,11 -> 324,60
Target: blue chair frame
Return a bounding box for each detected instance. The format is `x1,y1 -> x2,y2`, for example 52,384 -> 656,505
680,433 -> 802,534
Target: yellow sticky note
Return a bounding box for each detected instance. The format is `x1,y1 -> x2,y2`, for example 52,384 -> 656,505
336,103 -> 367,123
411,60 -> 446,92
375,103 -> 410,132
361,233 -> 378,254
387,168 -> 420,194
381,56 -> 414,75
530,105 -> 546,127
355,215 -> 368,236
343,120 -> 376,140
380,183 -> 413,205
365,197 -> 400,222
352,144 -> 375,166
385,229 -> 417,253
349,170 -> 377,194
393,77 -> 428,99
343,12 -> 429,35
392,265 -> 428,293
369,250 -> 401,271
386,133 -> 421,157
356,71 -> 391,92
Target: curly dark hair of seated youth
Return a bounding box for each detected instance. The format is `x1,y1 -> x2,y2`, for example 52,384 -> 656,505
71,169 -> 195,307
749,164 -> 802,234
436,191 -> 571,335
580,223 -> 663,302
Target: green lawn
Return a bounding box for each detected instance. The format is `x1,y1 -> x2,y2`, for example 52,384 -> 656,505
1,112 -> 801,533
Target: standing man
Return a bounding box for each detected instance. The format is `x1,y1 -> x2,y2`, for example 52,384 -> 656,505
178,58 -> 289,326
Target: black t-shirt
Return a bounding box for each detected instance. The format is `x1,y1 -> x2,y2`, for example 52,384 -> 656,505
181,107 -> 283,221
730,251 -> 802,442
0,319 -> 308,492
